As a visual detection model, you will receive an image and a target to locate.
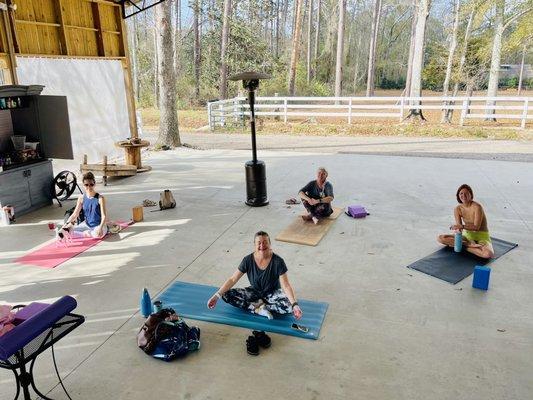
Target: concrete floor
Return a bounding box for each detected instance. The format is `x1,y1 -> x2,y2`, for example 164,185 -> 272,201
1,147 -> 532,400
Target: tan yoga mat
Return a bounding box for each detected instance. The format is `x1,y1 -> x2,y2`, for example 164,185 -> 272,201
275,207 -> 343,246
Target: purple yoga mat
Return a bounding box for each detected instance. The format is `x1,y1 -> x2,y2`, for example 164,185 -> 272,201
14,302 -> 50,324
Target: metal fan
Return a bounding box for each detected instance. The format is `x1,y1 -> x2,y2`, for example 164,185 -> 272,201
52,170 -> 82,206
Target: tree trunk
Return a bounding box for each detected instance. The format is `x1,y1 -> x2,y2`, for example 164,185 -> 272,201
441,0 -> 460,123
219,0 -> 232,99
274,0 -> 280,59
306,0 -> 313,83
518,43 -> 526,95
282,0 -> 289,51
323,3 -> 339,83
154,19 -> 160,108
288,0 -> 304,95
193,0 -> 201,100
334,0 -> 346,98
486,0 -> 505,119
366,0 -> 382,96
174,0 -> 181,78
407,0 -> 431,120
129,16 -> 140,102
269,2 -> 275,54
446,9 -> 474,121
291,0 -> 297,37
156,0 -> 180,147
353,34 -> 362,94
313,0 -> 321,78
264,4 -> 268,50
404,1 -> 417,97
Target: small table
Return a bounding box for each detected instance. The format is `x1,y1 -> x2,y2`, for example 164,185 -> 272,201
0,303 -> 84,400
115,139 -> 152,172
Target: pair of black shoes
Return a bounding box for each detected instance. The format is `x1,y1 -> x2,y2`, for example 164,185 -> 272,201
246,331 -> 271,356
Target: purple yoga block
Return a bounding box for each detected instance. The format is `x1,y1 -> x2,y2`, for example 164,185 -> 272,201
347,205 -> 368,218
472,266 -> 491,290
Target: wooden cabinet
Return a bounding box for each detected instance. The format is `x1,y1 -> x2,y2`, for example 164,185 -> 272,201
0,160 -> 53,216
10,95 -> 73,160
0,85 -> 73,217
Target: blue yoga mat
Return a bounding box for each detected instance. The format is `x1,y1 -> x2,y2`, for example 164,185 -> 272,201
157,281 -> 328,340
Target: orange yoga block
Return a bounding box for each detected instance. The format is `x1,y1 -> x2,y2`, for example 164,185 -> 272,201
132,206 -> 144,222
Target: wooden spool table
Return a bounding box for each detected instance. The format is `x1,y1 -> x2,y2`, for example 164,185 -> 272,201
115,139 -> 152,172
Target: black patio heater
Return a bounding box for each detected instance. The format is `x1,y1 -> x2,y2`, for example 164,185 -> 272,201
229,71 -> 272,207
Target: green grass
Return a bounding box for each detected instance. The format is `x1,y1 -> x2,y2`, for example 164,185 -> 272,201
140,108 -> 208,130
140,107 -> 532,141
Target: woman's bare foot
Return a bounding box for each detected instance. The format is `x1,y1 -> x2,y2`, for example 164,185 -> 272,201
302,214 -> 312,222
312,217 -> 319,225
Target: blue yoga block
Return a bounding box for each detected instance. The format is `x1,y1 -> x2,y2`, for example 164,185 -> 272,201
472,266 -> 491,290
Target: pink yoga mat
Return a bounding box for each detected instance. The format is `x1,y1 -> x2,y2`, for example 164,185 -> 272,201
15,221 -> 133,269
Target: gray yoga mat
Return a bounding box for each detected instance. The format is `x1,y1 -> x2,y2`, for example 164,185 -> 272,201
407,238 -> 518,284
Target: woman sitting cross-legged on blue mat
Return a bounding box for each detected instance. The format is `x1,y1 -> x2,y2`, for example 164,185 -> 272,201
207,231 -> 303,355
437,184 -> 494,259
298,167 -> 334,225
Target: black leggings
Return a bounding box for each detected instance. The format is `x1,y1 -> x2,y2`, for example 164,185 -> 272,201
303,200 -> 333,219
222,287 -> 292,314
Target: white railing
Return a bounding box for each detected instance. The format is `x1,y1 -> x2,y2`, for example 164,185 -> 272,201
206,96 -> 533,130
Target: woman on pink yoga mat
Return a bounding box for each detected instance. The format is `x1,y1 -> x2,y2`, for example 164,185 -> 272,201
60,172 -> 108,239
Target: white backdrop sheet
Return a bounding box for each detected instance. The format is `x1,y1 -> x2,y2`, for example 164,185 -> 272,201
16,57 -> 131,161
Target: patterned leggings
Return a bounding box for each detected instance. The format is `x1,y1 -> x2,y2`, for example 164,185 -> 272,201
222,287 -> 293,315
303,200 -> 333,219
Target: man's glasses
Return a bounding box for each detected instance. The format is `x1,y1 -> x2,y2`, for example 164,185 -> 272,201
84,183 -> 95,187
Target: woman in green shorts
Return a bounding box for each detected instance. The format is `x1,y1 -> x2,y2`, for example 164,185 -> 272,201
437,184 -> 494,259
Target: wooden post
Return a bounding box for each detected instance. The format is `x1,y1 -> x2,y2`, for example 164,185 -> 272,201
399,97 -> 405,121
207,101 -> 213,131
5,0 -> 19,54
91,2 -> 106,57
274,93 -> 280,121
284,98 -> 288,123
118,9 -> 139,139
53,0 -> 70,55
521,99 -> 528,129
125,147 -> 140,168
460,99 -> 468,126
219,103 -> 224,127
348,98 -> 352,124
1,5 -> 18,84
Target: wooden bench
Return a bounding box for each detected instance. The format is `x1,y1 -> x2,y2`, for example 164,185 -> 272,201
80,155 -> 137,186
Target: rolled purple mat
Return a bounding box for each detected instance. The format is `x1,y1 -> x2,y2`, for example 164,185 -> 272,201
0,296 -> 77,361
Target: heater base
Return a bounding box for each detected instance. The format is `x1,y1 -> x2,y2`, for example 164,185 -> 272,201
245,160 -> 268,207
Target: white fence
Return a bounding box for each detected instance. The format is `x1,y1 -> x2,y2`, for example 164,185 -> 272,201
207,96 -> 533,130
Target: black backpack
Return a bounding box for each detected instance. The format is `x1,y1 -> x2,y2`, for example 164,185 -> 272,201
136,308 -> 200,361
64,207 -> 84,224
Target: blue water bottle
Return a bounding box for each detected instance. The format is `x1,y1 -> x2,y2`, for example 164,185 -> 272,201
153,300 -> 163,313
454,231 -> 462,252
140,288 -> 152,317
